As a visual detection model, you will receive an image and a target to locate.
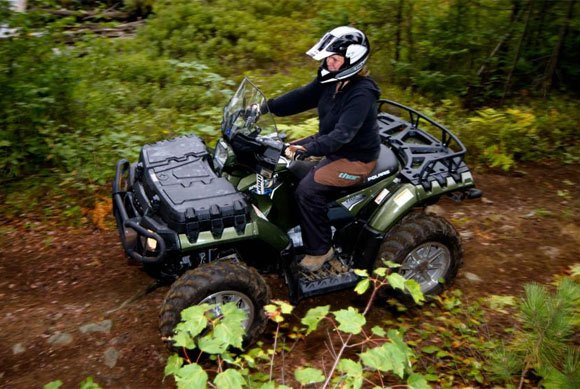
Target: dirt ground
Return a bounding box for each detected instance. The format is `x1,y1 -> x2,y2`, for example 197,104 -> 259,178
1,162 -> 578,388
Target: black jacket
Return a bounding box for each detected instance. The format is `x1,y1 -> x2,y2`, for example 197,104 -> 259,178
265,76 -> 381,163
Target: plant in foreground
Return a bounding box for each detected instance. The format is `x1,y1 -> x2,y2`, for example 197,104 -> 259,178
490,277 -> 580,388
164,264 -> 430,388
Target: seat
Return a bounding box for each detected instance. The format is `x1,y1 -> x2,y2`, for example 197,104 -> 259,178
356,144 -> 399,189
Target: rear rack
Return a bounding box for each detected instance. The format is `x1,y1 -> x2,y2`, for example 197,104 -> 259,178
377,100 -> 469,190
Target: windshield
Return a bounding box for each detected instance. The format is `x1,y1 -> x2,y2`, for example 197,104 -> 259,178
221,78 -> 278,140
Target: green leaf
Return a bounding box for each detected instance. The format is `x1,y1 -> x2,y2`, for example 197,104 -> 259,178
388,329 -> 415,360
421,345 -> 440,354
79,377 -> 102,389
360,339 -> 409,378
488,294 -> 516,311
301,305 -> 330,335
407,373 -> 431,389
274,299 -> 294,314
404,279 -> 425,304
294,367 -> 325,385
198,334 -> 228,354
354,278 -> 370,295
175,363 -> 208,389
213,303 -> 247,349
214,368 -> 245,389
353,269 -> 369,278
387,273 -> 407,291
165,354 -> 184,377
373,267 -> 387,277
172,330 -> 196,349
180,303 -> 212,321
337,358 -> 363,377
178,303 -> 211,338
334,307 -> 366,335
383,260 -> 401,268
44,381 -> 63,389
371,326 -> 386,337
337,359 -> 364,389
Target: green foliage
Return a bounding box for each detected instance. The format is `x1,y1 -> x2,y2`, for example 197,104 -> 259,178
490,277 -> 580,387
300,305 -> 330,335
43,381 -> 63,389
359,329 -> 413,378
164,267 -> 427,388
0,15 -> 77,177
1,0 -> 578,220
139,0 -> 315,70
294,367 -> 325,385
334,307 -> 366,334
43,377 -> 102,389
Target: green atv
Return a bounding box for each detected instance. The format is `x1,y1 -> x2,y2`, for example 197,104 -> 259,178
112,78 -> 481,347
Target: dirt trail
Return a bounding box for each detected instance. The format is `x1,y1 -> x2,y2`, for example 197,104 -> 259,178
0,163 -> 578,388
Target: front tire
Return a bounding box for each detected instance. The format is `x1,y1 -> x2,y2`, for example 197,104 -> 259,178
376,213 -> 462,301
159,261 -> 271,351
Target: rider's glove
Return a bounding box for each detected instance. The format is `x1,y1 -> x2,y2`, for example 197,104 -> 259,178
284,144 -> 307,160
245,103 -> 261,127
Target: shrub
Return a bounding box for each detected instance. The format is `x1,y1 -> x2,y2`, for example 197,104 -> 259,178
490,277 -> 580,388
164,267 -> 429,388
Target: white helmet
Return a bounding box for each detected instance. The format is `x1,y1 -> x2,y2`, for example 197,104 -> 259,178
306,26 -> 370,83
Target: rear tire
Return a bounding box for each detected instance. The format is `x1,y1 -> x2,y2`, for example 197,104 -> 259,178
376,212 -> 462,303
159,261 -> 271,351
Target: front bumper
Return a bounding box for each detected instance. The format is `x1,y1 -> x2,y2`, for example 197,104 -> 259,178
112,159 -> 169,264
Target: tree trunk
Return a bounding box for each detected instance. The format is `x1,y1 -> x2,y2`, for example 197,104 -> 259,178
501,0 -> 534,103
530,0 -> 549,51
406,0 -> 414,63
477,6 -> 524,77
394,0 -> 404,62
541,0 -> 576,96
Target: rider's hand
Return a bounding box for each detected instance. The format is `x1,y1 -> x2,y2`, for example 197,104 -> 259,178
246,103 -> 260,117
284,144 -> 307,160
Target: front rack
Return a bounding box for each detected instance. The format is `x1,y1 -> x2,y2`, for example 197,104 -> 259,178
377,100 -> 469,190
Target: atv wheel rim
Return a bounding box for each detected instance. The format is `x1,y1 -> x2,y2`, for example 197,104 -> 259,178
200,290 -> 255,330
400,242 -> 451,293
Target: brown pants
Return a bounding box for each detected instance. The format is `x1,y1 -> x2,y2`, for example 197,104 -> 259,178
314,158 -> 377,187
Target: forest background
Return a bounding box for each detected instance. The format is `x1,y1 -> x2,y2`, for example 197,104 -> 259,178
0,0 -> 578,220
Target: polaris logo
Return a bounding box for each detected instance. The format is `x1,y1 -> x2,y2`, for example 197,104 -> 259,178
367,170 -> 390,181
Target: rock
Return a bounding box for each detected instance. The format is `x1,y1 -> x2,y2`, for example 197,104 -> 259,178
460,230 -> 474,240
562,224 -> 580,243
80,320 -> 112,334
12,343 -> 25,354
540,246 -> 561,258
48,332 -> 73,346
50,312 -> 64,321
425,205 -> 445,217
104,347 -> 119,368
464,272 -> 483,283
481,197 -> 494,204
499,224 -> 515,233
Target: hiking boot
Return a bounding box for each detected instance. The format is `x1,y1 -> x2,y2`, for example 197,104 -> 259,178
299,248 -> 334,272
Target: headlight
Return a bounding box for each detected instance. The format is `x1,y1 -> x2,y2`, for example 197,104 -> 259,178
213,139 -> 229,170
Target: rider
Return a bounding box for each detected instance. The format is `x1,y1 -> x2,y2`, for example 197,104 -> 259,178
263,26 -> 381,271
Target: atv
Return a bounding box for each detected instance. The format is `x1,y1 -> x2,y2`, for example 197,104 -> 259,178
112,78 -> 481,347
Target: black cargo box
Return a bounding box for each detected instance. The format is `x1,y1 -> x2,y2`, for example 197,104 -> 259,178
133,135 -> 249,242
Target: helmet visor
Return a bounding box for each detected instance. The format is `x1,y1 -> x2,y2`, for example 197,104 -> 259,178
306,33 -> 341,61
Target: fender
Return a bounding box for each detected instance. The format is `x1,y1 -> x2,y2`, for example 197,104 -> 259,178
367,183 -> 419,232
